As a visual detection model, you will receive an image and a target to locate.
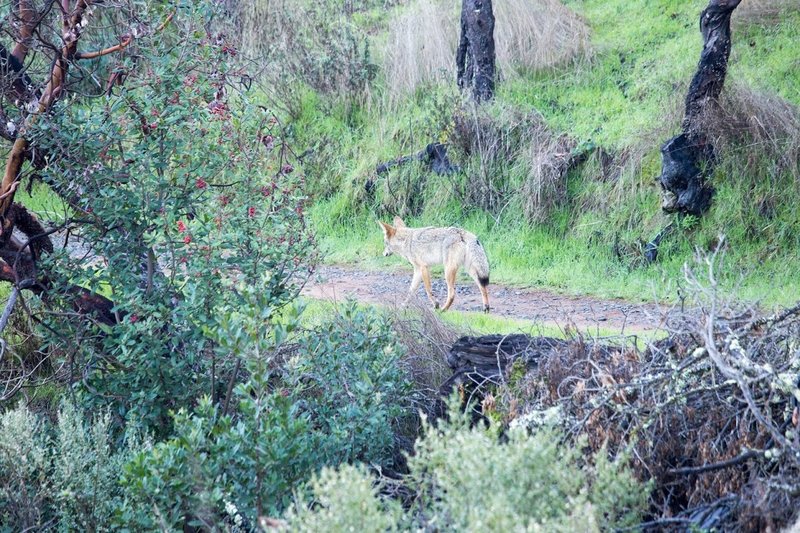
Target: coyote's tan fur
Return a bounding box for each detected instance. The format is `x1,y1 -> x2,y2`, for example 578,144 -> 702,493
378,216 -> 490,312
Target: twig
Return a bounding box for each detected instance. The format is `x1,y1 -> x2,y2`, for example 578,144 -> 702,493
667,449 -> 762,476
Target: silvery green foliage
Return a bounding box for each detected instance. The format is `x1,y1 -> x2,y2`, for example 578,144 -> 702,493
285,407 -> 648,532
53,403 -> 127,532
409,411 -> 646,531
287,464 -> 401,533
0,402 -> 141,532
0,404 -> 49,530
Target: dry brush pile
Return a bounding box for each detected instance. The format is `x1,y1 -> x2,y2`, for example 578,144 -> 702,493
444,258 -> 800,530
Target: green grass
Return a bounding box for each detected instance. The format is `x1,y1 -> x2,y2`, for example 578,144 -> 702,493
299,0 -> 800,309
298,297 -> 653,342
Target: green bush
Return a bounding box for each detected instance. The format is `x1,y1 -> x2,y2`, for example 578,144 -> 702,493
286,464 -> 402,532
409,410 -> 647,531
52,403 -> 131,531
0,402 -> 140,532
117,303 -> 412,529
285,407 -> 649,532
28,0 -> 313,436
284,303 -> 413,467
118,394 -> 316,529
0,404 -> 49,530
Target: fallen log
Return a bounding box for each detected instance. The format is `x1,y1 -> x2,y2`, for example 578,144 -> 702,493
438,334 -> 567,404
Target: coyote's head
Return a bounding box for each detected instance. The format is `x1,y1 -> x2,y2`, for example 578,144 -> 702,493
377,216 -> 406,257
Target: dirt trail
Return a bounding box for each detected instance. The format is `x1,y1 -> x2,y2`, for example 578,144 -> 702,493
302,265 -> 672,334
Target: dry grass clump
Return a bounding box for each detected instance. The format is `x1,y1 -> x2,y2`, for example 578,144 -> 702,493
382,1 -> 459,105
382,0 -> 589,104
391,302 -> 459,409
494,0 -> 590,77
702,83 -> 800,181
519,127 -> 577,223
451,104 -> 581,221
733,0 -> 799,25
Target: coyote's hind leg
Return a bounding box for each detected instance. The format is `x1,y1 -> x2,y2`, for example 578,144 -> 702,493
441,265 -> 458,311
421,266 -> 440,309
468,269 -> 490,313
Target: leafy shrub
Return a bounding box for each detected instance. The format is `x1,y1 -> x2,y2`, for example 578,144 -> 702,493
117,303 -> 412,529
285,303 -> 413,466
52,403 -> 130,531
27,2 -> 313,435
409,410 -> 646,531
0,404 -> 49,530
118,394 -> 316,529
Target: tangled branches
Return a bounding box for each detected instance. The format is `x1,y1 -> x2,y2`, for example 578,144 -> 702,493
447,249 -> 800,530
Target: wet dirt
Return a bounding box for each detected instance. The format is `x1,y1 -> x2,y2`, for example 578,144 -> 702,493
302,265 -> 673,334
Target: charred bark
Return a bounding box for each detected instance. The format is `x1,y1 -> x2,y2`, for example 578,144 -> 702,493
456,0 -> 495,103
374,143 -> 459,177
658,0 -> 741,216
437,334 -> 566,417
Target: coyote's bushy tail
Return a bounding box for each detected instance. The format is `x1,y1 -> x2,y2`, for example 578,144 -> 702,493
467,238 -> 490,287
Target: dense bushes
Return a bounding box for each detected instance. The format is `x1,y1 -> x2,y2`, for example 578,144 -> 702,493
119,303 -> 412,528
0,299 -> 654,531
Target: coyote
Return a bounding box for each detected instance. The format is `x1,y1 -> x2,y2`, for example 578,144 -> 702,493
378,216 -> 490,312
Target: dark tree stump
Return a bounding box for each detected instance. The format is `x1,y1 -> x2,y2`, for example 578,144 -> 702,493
456,0 -> 496,103
658,0 -> 741,216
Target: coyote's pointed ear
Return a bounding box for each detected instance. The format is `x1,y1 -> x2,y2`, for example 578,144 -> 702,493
393,216 -> 406,228
378,221 -> 396,238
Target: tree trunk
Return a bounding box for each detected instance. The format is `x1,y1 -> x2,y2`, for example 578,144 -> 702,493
456,0 -> 496,103
658,0 -> 741,216
0,2 -> 124,327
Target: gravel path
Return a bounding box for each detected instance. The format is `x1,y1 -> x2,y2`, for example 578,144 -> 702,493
302,265 -> 673,334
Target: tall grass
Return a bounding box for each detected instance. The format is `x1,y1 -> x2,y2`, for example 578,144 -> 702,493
494,0 -> 589,76
734,0 -> 800,25
382,0 -> 589,105
382,1 -> 458,106
704,83 -> 800,182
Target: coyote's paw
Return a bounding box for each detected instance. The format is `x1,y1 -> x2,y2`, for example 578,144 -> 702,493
434,302 -> 440,310
483,305 -> 490,314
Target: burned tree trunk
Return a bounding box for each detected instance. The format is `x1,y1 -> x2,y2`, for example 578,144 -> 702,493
658,0 -> 741,216
456,0 -> 496,103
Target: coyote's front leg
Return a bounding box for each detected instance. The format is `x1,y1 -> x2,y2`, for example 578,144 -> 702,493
403,268 -> 423,306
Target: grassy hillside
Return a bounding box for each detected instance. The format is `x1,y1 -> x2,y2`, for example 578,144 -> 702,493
277,0 -> 800,307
